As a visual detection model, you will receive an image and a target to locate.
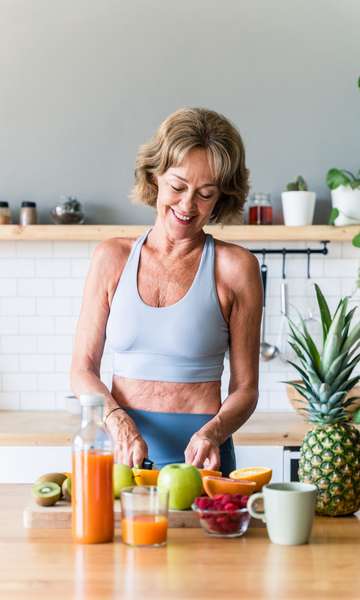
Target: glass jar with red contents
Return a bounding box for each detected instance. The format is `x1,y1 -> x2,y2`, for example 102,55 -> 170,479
248,193 -> 273,225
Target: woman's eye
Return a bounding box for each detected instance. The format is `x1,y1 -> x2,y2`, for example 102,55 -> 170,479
199,193 -> 213,200
170,185 -> 183,192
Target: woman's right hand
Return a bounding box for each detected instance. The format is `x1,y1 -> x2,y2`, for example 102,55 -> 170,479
105,411 -> 148,467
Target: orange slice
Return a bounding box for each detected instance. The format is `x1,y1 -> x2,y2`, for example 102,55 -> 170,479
198,469 -> 222,479
202,476 -> 256,498
198,469 -> 222,494
132,468 -> 160,486
229,467 -> 272,492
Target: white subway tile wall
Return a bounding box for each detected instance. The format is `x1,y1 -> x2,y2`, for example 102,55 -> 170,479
0,241 -> 359,411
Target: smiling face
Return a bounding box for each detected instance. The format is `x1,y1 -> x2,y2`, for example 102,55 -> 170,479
154,147 -> 220,239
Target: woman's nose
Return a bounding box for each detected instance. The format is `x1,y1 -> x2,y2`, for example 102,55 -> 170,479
179,190 -> 196,212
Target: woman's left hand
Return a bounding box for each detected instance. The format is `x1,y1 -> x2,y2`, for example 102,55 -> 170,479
184,432 -> 220,470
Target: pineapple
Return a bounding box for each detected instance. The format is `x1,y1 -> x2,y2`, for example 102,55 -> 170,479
288,284 -> 360,516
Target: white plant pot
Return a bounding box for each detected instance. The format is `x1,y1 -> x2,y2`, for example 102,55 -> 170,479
331,186 -> 360,224
281,191 -> 316,226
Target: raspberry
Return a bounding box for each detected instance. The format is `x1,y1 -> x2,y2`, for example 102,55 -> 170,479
195,496 -> 213,510
240,495 -> 249,509
224,502 -> 238,512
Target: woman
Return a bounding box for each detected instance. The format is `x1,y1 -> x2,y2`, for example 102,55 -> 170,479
70,107 -> 262,476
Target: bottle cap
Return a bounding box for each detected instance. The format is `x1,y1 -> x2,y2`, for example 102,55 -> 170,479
80,393 -> 105,407
0,201 -> 9,208
21,201 -> 37,208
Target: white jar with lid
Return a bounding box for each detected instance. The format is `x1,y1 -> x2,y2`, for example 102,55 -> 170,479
20,201 -> 37,225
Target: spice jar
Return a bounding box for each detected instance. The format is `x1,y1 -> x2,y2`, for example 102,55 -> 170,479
0,201 -> 11,224
19,201 -> 37,225
248,193 -> 273,225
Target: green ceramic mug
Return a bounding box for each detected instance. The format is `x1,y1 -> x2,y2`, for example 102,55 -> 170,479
247,482 -> 317,545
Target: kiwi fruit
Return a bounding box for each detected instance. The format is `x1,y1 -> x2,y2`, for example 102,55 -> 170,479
36,472 -> 67,488
62,477 -> 72,502
32,482 -> 61,507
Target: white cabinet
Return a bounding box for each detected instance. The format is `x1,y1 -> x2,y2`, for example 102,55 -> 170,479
0,447 -> 71,483
234,445 -> 284,482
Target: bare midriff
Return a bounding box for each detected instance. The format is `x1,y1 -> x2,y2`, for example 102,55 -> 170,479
111,376 -> 221,415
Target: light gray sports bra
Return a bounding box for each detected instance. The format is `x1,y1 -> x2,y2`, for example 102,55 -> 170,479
106,230 -> 229,383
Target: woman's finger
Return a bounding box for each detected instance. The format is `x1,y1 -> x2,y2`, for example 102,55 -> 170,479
206,447 -> 220,470
191,443 -> 211,468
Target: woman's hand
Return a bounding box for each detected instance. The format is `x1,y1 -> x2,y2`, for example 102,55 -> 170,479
106,411 -> 148,467
184,432 -> 220,470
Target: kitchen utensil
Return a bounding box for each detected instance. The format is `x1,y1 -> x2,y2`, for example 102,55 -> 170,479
277,253 -> 293,363
141,458 -> 154,470
260,262 -> 279,361
247,482 -> 317,545
301,252 -> 322,346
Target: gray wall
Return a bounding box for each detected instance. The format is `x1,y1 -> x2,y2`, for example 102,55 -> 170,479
1,0 -> 359,224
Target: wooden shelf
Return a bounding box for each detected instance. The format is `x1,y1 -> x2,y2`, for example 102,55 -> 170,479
0,224 -> 358,242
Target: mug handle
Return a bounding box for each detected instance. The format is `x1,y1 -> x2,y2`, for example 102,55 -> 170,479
247,493 -> 266,523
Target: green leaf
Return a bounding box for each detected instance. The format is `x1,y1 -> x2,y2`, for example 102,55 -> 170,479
352,232 -> 360,248
343,320 -> 360,353
328,207 -> 339,225
314,284 -> 332,342
321,298 -> 348,371
326,168 -> 352,190
324,349 -> 349,385
350,179 -> 360,189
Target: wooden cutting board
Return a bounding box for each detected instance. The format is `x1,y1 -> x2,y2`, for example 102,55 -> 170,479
23,499 -> 264,529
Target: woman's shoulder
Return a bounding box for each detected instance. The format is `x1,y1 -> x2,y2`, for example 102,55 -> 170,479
213,237 -> 259,273
89,237 -> 135,282
92,237 -> 134,262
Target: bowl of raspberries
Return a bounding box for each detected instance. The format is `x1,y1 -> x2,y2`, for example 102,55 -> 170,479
192,493 -> 250,538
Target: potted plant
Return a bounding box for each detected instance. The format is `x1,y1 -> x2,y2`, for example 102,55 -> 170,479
287,285 -> 360,516
327,77 -> 360,248
281,176 -> 316,226
327,168 -> 360,226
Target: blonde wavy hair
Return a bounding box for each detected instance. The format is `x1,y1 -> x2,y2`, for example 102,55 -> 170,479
130,107 -> 250,224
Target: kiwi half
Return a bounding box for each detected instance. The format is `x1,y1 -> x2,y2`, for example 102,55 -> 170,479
36,472 -> 67,488
32,482 -> 61,506
62,477 -> 72,502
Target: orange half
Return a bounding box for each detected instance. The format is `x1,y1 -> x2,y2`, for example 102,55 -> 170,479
202,476 -> 256,498
229,467 -> 272,492
132,468 -> 160,486
198,469 -> 222,479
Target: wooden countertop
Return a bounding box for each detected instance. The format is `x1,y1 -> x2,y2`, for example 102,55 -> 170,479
1,484 -> 360,599
0,409 -> 346,447
0,223 -> 358,241
0,409 -> 353,447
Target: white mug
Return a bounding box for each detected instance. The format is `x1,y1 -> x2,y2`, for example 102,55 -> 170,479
247,482 -> 317,545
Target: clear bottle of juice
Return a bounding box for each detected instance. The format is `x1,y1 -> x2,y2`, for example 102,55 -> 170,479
72,393 -> 114,544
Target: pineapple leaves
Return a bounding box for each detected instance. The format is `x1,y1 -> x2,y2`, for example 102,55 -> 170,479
320,297 -> 348,376
315,283 -> 332,342
288,318 -> 321,375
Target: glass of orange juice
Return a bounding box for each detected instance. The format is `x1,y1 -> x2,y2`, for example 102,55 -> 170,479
120,486 -> 169,547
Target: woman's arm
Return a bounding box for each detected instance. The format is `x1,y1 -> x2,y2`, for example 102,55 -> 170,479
185,248 -> 262,469
70,239 -> 148,466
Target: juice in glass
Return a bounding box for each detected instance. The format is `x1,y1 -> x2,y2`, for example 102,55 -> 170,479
72,393 -> 114,544
120,486 -> 169,547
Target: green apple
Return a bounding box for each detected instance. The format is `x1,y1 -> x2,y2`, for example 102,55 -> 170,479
113,464 -> 135,498
157,464 -> 202,510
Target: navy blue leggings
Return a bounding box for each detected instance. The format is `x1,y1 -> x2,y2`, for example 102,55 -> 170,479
126,408 -> 236,476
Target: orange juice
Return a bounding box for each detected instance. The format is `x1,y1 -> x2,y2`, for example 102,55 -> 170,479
72,451 -> 114,544
121,515 -> 168,546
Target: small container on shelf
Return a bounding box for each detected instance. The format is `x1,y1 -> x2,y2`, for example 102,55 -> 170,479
0,201 -> 12,224
248,193 -> 273,225
19,201 -> 37,225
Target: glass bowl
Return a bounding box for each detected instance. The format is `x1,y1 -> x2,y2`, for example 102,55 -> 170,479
191,503 -> 251,538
